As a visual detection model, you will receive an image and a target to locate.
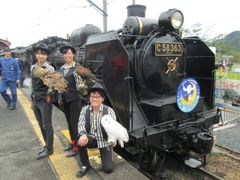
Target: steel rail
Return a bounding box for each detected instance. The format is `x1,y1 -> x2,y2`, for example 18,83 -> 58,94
198,167 -> 225,180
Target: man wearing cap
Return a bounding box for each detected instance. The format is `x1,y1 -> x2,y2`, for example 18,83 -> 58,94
0,47 -> 21,110
30,42 -> 55,160
76,82 -> 116,178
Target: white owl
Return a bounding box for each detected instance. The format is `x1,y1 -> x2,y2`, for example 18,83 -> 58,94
101,115 -> 129,148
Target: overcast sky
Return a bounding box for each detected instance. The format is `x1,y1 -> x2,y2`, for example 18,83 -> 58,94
1,0 -> 239,48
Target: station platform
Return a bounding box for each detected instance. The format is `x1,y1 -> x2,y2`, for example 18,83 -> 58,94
0,87 -> 149,180
215,121 -> 240,153
214,105 -> 240,153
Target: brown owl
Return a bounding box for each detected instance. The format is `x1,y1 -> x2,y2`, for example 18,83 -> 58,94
75,65 -> 98,81
33,66 -> 68,93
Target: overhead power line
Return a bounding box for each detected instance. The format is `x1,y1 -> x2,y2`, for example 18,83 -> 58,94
32,0 -> 89,28
86,0 -> 108,16
86,0 -> 108,32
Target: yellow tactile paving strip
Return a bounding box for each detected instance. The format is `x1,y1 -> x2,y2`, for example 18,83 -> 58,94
17,89 -> 88,180
61,130 -> 100,157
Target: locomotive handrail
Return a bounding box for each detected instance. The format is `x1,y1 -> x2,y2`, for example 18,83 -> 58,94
124,75 -> 134,130
119,34 -> 149,38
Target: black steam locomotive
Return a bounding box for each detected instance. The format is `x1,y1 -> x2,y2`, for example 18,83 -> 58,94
17,4 -> 220,176
81,5 -> 220,174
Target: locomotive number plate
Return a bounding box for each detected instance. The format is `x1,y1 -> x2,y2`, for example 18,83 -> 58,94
154,42 -> 183,56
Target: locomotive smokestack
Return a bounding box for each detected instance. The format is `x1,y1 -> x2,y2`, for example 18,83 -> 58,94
127,4 -> 146,17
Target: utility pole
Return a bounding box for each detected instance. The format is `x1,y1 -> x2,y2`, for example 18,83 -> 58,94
103,0 -> 107,32
86,0 -> 108,32
132,0 -> 135,4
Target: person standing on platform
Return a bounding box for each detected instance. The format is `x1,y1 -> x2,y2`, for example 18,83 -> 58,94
76,82 -> 116,178
59,44 -> 83,157
0,47 -> 20,110
30,43 -> 55,160
12,52 -> 24,87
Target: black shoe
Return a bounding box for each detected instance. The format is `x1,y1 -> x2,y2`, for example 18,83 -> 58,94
76,166 -> 90,178
36,149 -> 53,160
7,103 -> 11,108
38,146 -> 47,155
9,105 -> 16,110
64,143 -> 73,151
66,149 -> 78,157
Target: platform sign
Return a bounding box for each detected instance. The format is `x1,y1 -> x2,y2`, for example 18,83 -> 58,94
177,78 -> 200,113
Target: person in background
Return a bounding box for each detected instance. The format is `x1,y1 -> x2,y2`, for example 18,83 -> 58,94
0,67 -> 1,76
59,44 -> 82,157
12,52 -> 24,87
0,47 -> 20,110
76,82 -> 116,178
30,43 -> 54,160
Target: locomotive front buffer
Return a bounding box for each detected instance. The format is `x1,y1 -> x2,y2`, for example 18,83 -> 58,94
129,108 -> 221,169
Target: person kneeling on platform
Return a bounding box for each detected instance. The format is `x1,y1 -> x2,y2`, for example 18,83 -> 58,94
76,82 -> 116,178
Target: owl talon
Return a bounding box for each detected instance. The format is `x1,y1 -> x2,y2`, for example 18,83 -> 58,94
107,141 -> 117,147
106,141 -> 116,151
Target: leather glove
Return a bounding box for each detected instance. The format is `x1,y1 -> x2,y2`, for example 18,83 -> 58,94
45,95 -> 51,103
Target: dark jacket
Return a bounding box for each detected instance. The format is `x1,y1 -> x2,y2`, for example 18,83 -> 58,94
60,63 -> 80,102
31,62 -> 54,99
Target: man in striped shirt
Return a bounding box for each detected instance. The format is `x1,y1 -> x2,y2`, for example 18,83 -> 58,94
76,82 -> 116,178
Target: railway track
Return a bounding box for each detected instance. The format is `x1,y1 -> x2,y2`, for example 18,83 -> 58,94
184,144 -> 240,180
215,143 -> 240,159
197,167 -> 224,180
202,144 -> 240,179
118,152 -> 223,180
120,147 -> 240,180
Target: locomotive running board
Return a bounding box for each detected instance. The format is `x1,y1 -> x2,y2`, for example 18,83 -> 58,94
185,158 -> 202,168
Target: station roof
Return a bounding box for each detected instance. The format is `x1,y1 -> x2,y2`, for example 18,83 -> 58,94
0,38 -> 11,47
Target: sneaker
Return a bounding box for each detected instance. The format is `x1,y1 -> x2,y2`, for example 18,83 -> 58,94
36,149 -> 53,160
38,146 -> 47,155
64,143 -> 73,151
66,149 -> 78,157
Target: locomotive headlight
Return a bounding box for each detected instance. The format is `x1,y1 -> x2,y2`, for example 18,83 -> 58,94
158,9 -> 184,31
171,10 -> 184,29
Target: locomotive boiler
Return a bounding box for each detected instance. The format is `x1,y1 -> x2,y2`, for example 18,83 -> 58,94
83,6 -> 220,174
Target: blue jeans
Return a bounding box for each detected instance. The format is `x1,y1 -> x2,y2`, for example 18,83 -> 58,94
0,80 -> 17,107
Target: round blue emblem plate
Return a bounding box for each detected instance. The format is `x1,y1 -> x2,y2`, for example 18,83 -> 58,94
176,78 -> 200,113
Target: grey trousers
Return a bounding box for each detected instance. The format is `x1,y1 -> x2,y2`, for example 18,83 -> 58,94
32,98 -> 53,151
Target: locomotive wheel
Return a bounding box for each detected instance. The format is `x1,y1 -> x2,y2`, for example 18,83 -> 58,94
139,150 -> 159,172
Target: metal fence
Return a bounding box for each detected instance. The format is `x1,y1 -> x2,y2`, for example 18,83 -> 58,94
218,106 -> 240,124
